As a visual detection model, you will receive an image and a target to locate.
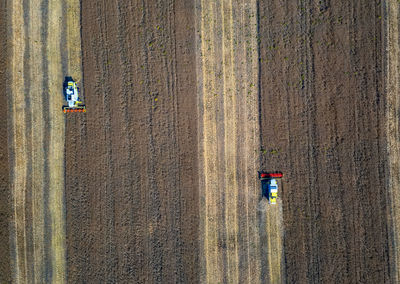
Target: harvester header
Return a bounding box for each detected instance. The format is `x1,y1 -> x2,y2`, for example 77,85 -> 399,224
259,172 -> 283,179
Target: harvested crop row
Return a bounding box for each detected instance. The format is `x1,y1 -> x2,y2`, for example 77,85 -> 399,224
196,0 -> 283,282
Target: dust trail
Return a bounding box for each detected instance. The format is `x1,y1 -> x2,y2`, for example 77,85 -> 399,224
385,1 -> 400,282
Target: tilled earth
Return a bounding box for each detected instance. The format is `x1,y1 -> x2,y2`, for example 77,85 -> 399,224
259,0 -> 392,283
2,0 -> 400,283
65,0 -> 199,282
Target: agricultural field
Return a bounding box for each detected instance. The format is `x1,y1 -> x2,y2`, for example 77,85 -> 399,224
1,0 -> 400,283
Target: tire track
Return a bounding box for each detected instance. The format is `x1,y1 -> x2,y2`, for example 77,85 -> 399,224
302,1 -> 320,282
23,0 -> 36,280
213,2 -> 229,281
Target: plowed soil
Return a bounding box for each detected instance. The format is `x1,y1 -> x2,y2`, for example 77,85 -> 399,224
65,0 -> 199,282
258,0 -> 392,283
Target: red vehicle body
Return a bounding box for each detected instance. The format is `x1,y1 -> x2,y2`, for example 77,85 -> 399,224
259,172 -> 283,179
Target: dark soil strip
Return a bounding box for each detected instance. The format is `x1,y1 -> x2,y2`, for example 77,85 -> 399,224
66,0 -> 198,282
22,0 -> 35,281
0,0 -> 11,282
258,0 -> 392,282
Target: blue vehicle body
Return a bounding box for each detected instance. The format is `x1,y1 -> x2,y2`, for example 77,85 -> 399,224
261,178 -> 279,204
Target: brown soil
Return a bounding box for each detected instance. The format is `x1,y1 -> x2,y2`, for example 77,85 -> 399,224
0,0 -> 11,282
65,0 -> 199,282
258,0 -> 392,283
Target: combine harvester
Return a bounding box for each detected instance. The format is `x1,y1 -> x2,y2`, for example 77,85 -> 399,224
62,77 -> 86,113
259,172 -> 283,205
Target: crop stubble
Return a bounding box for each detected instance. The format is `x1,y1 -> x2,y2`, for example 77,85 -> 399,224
6,0 -> 80,281
9,0 -> 30,281
196,0 -> 283,282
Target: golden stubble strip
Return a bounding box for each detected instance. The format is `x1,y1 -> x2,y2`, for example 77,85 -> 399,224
10,0 -> 28,282
386,1 -> 400,282
221,0 -> 239,283
200,0 -> 222,282
48,0 -> 66,282
29,0 -> 46,281
66,0 -> 82,81
231,0 -> 263,282
240,0 -> 263,282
